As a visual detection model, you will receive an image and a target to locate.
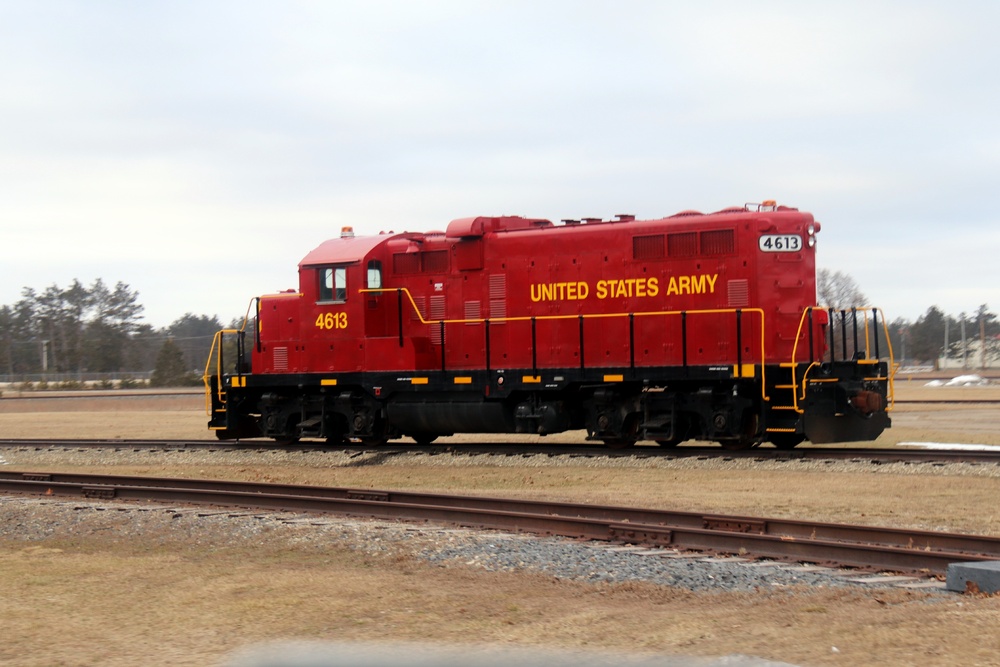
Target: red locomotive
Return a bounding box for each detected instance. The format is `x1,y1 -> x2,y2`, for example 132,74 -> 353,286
205,201 -> 892,449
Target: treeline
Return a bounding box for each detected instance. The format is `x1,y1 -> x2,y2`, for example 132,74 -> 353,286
890,305 -> 1000,368
0,279 -> 235,387
820,270 -> 1000,368
1,276 -> 997,388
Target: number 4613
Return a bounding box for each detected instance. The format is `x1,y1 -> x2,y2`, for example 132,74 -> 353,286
315,312 -> 348,330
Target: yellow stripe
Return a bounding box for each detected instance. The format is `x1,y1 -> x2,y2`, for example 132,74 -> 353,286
321,379 -> 338,386
522,375 -> 541,383
230,376 -> 246,387
738,364 -> 756,378
260,292 -> 302,300
410,377 -> 429,385
453,376 -> 472,384
603,374 -> 624,382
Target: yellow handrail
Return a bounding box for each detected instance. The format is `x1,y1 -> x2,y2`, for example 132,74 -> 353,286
360,287 -> 769,400
786,306 -> 895,414
203,329 -> 239,416
202,299 -> 257,416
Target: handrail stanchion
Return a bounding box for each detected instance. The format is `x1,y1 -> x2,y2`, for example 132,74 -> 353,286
485,319 -> 491,372
827,308 -> 835,362
397,288 -> 404,348
681,311 -> 688,374
629,313 -> 635,372
851,308 -> 859,358
440,321 -> 446,372
735,309 -> 743,377
531,317 -> 537,376
807,308 -> 815,361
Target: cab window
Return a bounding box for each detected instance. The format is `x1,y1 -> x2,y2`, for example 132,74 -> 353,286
319,266 -> 347,302
367,260 -> 383,289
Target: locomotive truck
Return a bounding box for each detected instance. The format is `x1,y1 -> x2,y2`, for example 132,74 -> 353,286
205,201 -> 893,449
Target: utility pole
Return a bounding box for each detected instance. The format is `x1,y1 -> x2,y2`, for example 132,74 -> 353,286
944,319 -> 950,369
981,312 -> 987,370
960,315 -> 968,370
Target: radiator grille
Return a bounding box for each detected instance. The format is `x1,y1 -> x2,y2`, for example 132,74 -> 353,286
430,296 -> 446,344
727,279 -> 749,307
489,274 -> 507,323
633,234 -> 665,260
464,300 -> 481,325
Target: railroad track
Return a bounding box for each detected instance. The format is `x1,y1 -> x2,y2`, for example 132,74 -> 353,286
0,470 -> 996,576
3,437 -> 1000,464
2,390 -> 1000,405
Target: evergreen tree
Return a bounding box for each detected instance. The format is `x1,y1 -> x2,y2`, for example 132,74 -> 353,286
166,313 -> 224,371
150,339 -> 197,387
908,306 -> 947,366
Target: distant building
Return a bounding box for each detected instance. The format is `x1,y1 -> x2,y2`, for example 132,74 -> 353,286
938,336 -> 1000,370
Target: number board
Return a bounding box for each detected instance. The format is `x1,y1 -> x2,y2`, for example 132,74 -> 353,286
758,234 -> 802,252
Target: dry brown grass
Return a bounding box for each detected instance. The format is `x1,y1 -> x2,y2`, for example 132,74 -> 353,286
4,525 -> 1000,667
2,384 -> 1000,666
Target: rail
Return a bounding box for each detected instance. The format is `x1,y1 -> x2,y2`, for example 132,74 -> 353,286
6,438 -> 1000,464
0,471 -> 993,574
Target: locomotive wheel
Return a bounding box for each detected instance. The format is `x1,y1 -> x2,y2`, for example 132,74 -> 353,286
717,410 -> 762,450
604,414 -> 639,448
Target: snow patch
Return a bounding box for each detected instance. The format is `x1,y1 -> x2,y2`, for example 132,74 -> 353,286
899,442 -> 1000,451
945,374 -> 989,386
924,374 -> 990,387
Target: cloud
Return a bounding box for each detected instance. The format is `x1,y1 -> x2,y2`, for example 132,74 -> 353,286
2,1 -> 1000,326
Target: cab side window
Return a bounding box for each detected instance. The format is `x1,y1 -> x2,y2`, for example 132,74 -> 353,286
319,266 -> 347,302
367,260 -> 382,289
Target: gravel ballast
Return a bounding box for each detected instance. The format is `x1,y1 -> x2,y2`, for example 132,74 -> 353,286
0,495 -> 948,595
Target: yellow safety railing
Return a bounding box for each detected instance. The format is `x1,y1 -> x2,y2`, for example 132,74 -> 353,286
202,300 -> 257,416
785,306 -> 895,414
203,329 -> 239,416
360,287 -> 770,400
205,287 -> 896,420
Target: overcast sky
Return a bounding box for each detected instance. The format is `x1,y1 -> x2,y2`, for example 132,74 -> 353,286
2,1 -> 998,328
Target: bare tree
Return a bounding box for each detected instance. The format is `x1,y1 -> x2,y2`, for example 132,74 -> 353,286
816,270 -> 882,362
817,269 -> 868,309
